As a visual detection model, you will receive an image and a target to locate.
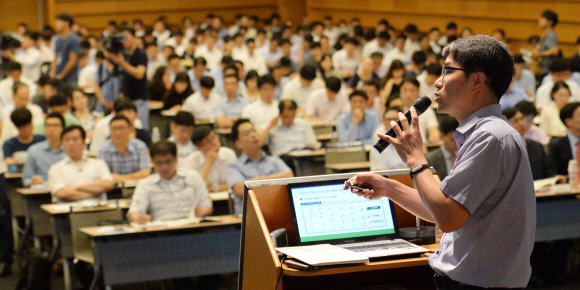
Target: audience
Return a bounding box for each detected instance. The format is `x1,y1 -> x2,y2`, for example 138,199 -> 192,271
227,119 -> 293,214
336,90 -> 380,144
97,115 -> 151,183
148,66 -> 171,102
548,102 -> 580,176
281,64 -> 320,108
22,113 -> 66,187
512,55 -> 536,99
90,98 -> 145,152
305,76 -> 348,122
369,106 -> 407,171
32,77 -> 60,114
540,81 -> 570,137
332,37 -> 361,79
515,101 -> 550,145
168,111 -> 196,167
71,89 -> 99,139
215,74 -> 249,128
0,62 -> 36,107
182,76 -> 220,122
241,74 -> 279,130
424,115 -> 460,180
34,94 -> 81,135
185,126 -> 236,192
499,74 -> 530,110
398,76 -> 440,143
52,13 -> 80,83
3,108 -> 46,166
534,10 -> 560,74
1,82 -> 44,143
48,125 -> 114,203
163,72 -> 193,111
535,58 -> 580,109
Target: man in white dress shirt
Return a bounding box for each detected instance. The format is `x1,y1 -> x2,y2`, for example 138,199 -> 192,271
240,38 -> 268,75
280,65 -> 320,109
305,76 -> 349,122
7,31 -> 42,82
241,74 -> 280,130
363,31 -> 392,58
370,106 -> 407,171
48,125 -> 114,203
0,83 -> 44,143
168,111 -> 196,167
384,34 -> 412,68
0,62 -> 36,108
182,76 -> 221,122
535,58 -> 580,109
195,33 -> 222,70
332,37 -> 362,79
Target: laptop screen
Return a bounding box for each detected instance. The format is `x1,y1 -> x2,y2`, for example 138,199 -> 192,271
288,179 -> 399,245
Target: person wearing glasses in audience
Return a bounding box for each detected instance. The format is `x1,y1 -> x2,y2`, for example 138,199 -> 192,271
347,36 -> 534,289
48,125 -> 114,203
336,90 -> 381,145
168,111 -> 196,167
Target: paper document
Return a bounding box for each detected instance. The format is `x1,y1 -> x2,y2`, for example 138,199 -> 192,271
130,216 -> 222,229
533,177 -> 559,192
276,244 -> 369,266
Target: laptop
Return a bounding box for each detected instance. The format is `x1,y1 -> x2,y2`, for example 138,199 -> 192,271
287,178 -> 429,258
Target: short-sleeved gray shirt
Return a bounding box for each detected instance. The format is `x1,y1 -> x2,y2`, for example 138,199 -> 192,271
429,104 -> 536,288
539,30 -> 558,73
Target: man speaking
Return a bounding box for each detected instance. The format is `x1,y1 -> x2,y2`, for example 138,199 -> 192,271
347,35 -> 535,289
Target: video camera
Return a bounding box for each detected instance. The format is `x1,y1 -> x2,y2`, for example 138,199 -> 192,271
104,33 -> 126,54
0,33 -> 17,50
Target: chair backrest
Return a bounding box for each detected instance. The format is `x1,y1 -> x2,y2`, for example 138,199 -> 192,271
324,147 -> 368,166
69,208 -> 124,264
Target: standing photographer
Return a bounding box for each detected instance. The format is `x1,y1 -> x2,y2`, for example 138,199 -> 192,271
106,27 -> 149,130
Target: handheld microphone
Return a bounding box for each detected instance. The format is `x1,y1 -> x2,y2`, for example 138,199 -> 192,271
372,96 -> 432,154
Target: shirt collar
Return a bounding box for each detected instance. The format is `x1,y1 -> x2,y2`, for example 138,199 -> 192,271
567,131 -> 580,146
454,104 -> 503,148
64,155 -> 88,164
240,151 -> 267,164
41,141 -> 64,152
150,168 -> 187,184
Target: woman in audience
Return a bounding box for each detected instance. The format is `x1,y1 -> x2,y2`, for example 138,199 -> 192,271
348,57 -> 379,89
316,54 -> 341,80
71,89 -> 100,139
539,81 -> 570,137
148,66 -> 171,102
379,60 -> 405,104
241,70 -> 260,103
163,72 -> 193,111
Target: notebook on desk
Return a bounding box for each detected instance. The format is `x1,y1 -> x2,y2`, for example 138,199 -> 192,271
287,179 -> 429,259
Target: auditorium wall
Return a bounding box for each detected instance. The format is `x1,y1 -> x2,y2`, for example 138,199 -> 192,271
0,0 -> 40,32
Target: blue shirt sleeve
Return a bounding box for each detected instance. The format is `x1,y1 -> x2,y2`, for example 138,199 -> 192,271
271,156 -> 292,172
336,112 -> 358,143
3,139 -> 15,158
227,162 -> 246,188
22,148 -> 37,186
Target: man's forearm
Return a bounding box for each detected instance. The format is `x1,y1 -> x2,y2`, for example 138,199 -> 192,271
386,178 -> 435,222
195,206 -> 213,217
75,179 -> 114,194
55,187 -> 96,201
121,62 -> 145,80
59,53 -> 78,79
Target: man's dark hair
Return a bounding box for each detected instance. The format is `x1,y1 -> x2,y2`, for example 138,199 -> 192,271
279,38 -> 291,46
121,26 -> 136,36
325,77 -> 342,93
12,82 -> 28,94
150,140 -> 177,158
371,52 -> 384,59
114,98 -> 137,113
11,108 -> 32,128
258,74 -> 277,88
8,62 -> 22,72
61,125 -> 86,140
110,114 -> 131,127
173,111 -> 195,126
48,94 -> 68,107
513,55 -> 525,64
394,34 -> 407,42
45,112 -> 65,128
223,64 -> 239,77
405,24 -> 418,34
167,53 -> 180,62
577,36 -> 580,46
515,101 -> 538,117
200,76 -> 215,89
446,22 -> 457,31
24,31 -> 39,41
441,35 -> 514,99
426,63 -> 442,76
377,31 -> 390,40
438,115 -> 459,135
300,65 -> 316,81
541,10 -> 559,27
344,37 -> 359,46
560,102 -> 580,126
502,107 -> 519,121
349,90 -> 368,101
279,57 -> 292,68
551,81 -> 570,101
245,38 -> 255,45
548,58 -> 571,73
231,118 -> 252,141
310,42 -> 321,49
363,79 -> 381,92
46,78 -> 61,89
412,51 -> 427,65
279,100 -> 298,112
384,106 -> 404,117
221,55 -> 234,65
401,76 -> 420,88
191,126 -> 213,146
56,13 -> 73,26
194,57 -> 207,67
224,73 -> 239,82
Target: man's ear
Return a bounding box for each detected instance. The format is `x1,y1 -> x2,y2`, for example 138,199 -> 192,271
471,72 -> 487,95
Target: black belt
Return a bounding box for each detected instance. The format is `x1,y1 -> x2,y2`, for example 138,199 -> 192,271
434,274 -> 524,289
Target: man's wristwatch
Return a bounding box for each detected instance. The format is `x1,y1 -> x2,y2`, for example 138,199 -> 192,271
410,164 -> 431,178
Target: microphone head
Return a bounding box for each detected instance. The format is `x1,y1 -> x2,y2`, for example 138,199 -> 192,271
412,96 -> 432,115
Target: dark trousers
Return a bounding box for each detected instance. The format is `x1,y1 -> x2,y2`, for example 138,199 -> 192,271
0,174 -> 14,264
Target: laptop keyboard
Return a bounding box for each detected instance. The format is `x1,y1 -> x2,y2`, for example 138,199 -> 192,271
344,242 -> 413,252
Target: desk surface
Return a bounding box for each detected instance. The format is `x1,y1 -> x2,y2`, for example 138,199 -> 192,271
209,191 -> 229,201
80,214 -> 241,237
41,199 -> 130,215
317,133 -> 332,142
536,187 -> 580,199
15,188 -> 50,196
5,172 -> 23,179
325,161 -> 371,171
282,243 -> 438,276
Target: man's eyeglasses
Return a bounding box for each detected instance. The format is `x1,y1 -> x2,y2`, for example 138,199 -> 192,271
441,66 -> 469,79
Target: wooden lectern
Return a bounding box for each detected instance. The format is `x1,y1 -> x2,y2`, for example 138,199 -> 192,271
238,169 -> 439,290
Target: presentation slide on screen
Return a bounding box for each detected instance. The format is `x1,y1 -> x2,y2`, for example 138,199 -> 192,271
291,183 -> 396,243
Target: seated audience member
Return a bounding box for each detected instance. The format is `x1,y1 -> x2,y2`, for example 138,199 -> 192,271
185,126 -> 236,192
128,140 -> 212,222
148,66 -> 171,102
187,57 -> 209,92
536,58 -> 580,109
163,72 -> 193,111
167,53 -> 184,83
240,38 -> 268,75
227,119 -> 294,214
332,37 -> 361,79
241,70 -> 260,103
379,60 -> 405,101
280,65 -> 320,109
503,108 -> 554,180
348,58 -> 380,89
515,101 -> 550,145
1,82 -> 44,143
168,111 -> 196,167
398,76 -> 440,143
362,31 -> 392,59
71,89 -> 99,139
3,108 -> 46,166
385,94 -> 405,109
336,90 -> 380,144
417,63 -> 441,99
48,125 -> 114,203
305,77 -> 348,122
362,79 -> 383,116
424,115 -> 460,180
22,113 -> 66,187
499,74 -> 529,110
215,74 -> 249,128
34,94 -> 81,135
370,106 -> 407,171
540,81 -> 570,137
182,76 -> 220,122
548,102 -> 580,176
241,74 -> 280,130
32,78 -> 60,114
97,115 -> 151,183
259,100 -> 321,157
194,33 -> 222,70
317,54 -> 341,81
0,62 -> 36,107
90,99 -> 148,152
384,34 -> 411,67
512,55 -> 536,99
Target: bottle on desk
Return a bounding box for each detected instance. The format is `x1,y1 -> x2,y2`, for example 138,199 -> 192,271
152,127 -> 161,143
568,160 -> 578,190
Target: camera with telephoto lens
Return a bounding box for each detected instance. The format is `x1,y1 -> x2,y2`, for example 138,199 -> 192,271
104,33 -> 125,54
0,33 -> 16,50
